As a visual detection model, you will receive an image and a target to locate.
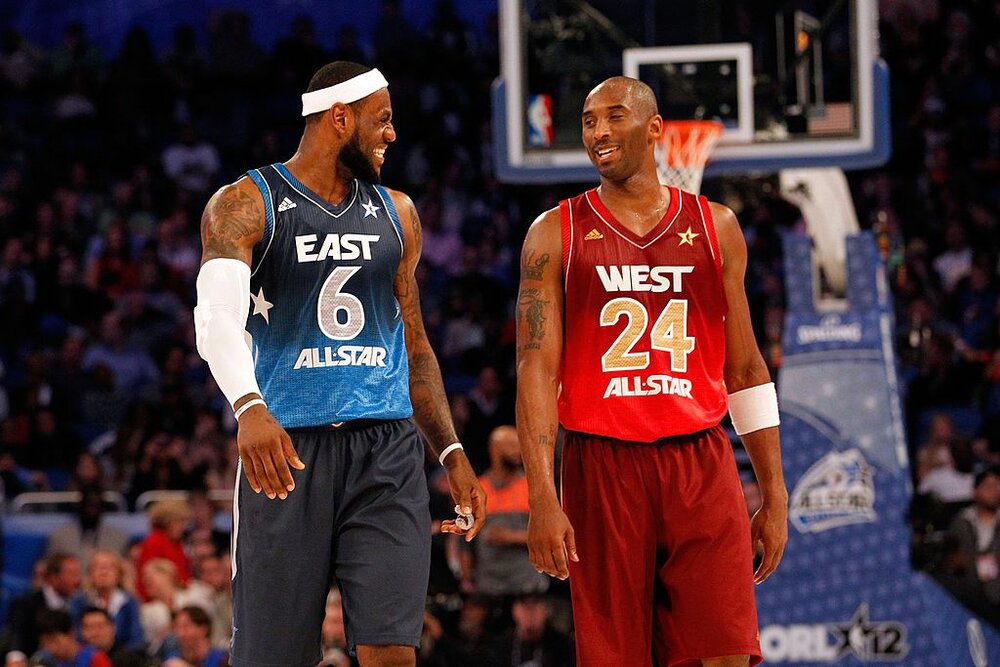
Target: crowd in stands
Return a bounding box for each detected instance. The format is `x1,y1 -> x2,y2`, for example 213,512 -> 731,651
0,0 -> 997,663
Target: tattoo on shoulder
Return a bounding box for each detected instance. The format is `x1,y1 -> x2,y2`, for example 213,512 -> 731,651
518,288 -> 548,350
404,197 -> 423,246
521,250 -> 550,281
202,187 -> 262,260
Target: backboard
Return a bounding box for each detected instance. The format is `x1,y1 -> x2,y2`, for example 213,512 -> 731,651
493,0 -> 890,183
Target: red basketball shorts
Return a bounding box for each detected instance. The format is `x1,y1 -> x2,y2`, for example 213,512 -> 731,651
561,425 -> 762,666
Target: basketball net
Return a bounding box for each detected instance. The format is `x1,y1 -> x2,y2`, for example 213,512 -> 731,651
654,120 -> 724,194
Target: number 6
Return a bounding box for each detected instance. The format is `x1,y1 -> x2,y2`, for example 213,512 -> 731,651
318,266 -> 365,340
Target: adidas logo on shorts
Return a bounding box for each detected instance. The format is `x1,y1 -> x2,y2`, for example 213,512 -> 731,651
584,228 -> 604,240
278,197 -> 297,212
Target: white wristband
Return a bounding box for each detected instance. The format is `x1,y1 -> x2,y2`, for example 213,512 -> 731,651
728,382 -> 780,436
234,399 -> 266,422
438,442 -> 464,466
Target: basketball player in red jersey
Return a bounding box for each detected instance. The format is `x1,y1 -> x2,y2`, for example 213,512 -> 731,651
516,76 -> 788,666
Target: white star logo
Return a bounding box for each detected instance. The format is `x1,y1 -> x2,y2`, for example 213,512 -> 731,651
250,287 -> 274,324
678,227 -> 700,246
362,199 -> 380,218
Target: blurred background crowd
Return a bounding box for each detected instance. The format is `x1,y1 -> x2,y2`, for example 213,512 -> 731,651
0,0 -> 998,664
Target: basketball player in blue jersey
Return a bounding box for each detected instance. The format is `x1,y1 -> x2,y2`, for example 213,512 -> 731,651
193,61 -> 485,667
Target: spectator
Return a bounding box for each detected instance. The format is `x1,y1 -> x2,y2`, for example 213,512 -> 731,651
140,560 -> 209,620
160,123 -> 220,196
164,606 -> 227,667
271,15 -> 327,91
70,551 -> 144,650
329,25 -> 368,64
33,609 -> 110,667
916,414 -> 975,502
421,595 -> 497,667
0,29 -> 45,90
78,607 -> 149,667
492,593 -> 574,667
185,489 -> 228,558
130,434 -> 203,498
48,22 -> 103,87
3,651 -> 28,667
134,501 -> 192,601
462,367 -> 513,471
938,467 -> 1000,627
460,426 -> 546,598
193,556 -> 231,651
3,553 -> 82,656
373,0 -> 421,75
81,312 -> 159,395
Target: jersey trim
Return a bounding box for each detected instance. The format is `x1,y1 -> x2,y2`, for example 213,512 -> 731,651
373,184 -> 405,256
273,163 -> 359,218
697,195 -> 723,273
560,199 -> 574,292
245,169 -> 276,277
584,186 -> 683,249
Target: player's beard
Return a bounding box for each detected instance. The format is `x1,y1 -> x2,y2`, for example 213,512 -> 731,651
339,131 -> 380,184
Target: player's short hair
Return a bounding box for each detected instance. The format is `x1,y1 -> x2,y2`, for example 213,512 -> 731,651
589,76 -> 659,119
304,61 -> 374,123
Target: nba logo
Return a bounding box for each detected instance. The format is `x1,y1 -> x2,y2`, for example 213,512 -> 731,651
527,94 -> 553,147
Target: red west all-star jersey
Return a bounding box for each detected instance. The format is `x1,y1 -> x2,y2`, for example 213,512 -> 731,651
557,186 -> 729,442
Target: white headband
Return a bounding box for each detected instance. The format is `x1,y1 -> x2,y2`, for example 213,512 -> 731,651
301,69 -> 389,117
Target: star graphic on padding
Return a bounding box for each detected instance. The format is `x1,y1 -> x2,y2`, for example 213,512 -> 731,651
678,227 -> 700,246
250,287 -> 273,324
362,199 -> 380,218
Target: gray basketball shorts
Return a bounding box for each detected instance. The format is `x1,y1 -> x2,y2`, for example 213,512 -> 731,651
229,418 -> 431,667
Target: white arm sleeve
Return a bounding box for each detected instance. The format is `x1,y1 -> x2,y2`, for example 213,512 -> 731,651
194,258 -> 262,409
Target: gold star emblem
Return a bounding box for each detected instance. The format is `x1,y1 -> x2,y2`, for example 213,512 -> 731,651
678,228 -> 700,246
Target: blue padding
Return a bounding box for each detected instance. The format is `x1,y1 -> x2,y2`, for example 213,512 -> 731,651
4,513 -> 76,535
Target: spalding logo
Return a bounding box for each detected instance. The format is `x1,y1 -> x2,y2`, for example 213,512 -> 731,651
790,449 -> 877,533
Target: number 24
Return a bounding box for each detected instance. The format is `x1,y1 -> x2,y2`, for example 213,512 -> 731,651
600,298 -> 695,373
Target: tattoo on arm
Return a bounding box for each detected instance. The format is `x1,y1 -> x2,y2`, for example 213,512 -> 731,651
408,350 -> 456,449
518,288 -> 548,350
394,193 -> 458,453
521,250 -> 550,280
201,187 -> 263,262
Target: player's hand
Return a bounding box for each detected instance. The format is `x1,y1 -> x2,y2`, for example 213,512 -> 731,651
527,498 -> 578,580
237,405 -> 305,500
440,453 -> 486,542
751,495 -> 788,584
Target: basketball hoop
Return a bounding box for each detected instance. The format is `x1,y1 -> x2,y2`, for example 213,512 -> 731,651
654,120 -> 724,194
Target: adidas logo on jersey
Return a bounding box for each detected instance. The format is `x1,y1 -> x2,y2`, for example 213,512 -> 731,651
278,197 -> 297,212
584,228 -> 604,240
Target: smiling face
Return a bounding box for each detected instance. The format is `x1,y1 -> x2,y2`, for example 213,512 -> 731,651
581,77 -> 661,182
340,88 -> 395,183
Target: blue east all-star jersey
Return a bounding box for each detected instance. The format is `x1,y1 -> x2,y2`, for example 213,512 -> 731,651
242,163 -> 412,427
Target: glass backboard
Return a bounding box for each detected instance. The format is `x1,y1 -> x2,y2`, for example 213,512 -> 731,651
493,0 -> 890,183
